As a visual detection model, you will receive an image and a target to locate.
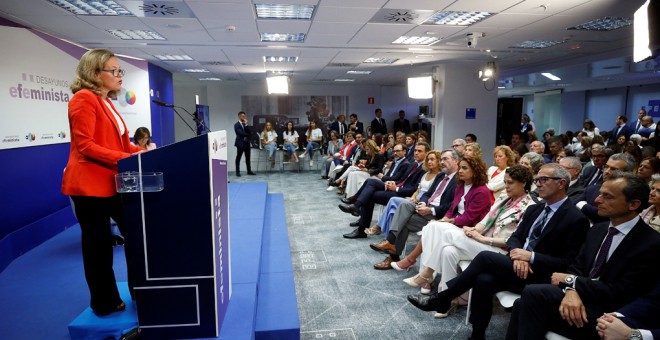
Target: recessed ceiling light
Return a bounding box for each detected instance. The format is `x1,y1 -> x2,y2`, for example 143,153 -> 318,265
392,36 -> 440,45
106,29 -> 165,40
154,54 -> 193,61
415,55 -> 433,58
424,11 -> 492,26
541,72 -> 561,81
199,77 -> 222,81
47,0 -> 133,16
183,69 -> 210,73
568,17 -> 632,31
263,56 -> 299,63
510,40 -> 565,49
346,70 -> 373,75
267,70 -> 293,75
255,4 -> 315,20
334,79 -> 355,82
364,57 -> 399,64
260,33 -> 305,42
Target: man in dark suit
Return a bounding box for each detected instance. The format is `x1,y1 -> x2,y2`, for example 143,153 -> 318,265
341,142 -> 429,239
578,146 -> 611,188
596,281 -> 660,340
370,149 -> 459,269
404,134 -> 416,161
576,153 -> 637,224
393,110 -> 411,134
559,157 -> 584,203
234,111 -> 256,176
506,172 -> 660,340
412,114 -> 431,135
370,108 -> 387,135
607,115 -> 633,145
329,114 -> 348,139
407,163 -> 590,340
628,108 -> 647,134
347,113 -> 364,136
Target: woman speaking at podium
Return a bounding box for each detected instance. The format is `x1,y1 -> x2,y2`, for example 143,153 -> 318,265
62,49 -> 144,316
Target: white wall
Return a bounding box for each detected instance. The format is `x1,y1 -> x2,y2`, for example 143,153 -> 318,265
433,64 -> 499,164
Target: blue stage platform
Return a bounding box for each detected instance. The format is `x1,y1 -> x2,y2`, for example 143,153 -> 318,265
0,182 -> 299,340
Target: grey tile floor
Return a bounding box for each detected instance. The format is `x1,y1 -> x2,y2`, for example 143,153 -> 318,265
232,169 -> 511,340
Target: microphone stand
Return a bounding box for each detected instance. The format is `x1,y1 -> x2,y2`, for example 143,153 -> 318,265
174,105 -> 210,135
169,106 -> 197,135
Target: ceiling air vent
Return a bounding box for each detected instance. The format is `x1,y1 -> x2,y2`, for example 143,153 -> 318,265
122,1 -> 195,18
200,61 -> 229,66
369,9 -> 435,24
327,63 -> 359,68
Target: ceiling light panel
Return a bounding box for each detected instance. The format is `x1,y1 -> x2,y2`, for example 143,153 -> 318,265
183,69 -> 210,73
334,79 -> 355,82
255,4 -> 315,20
260,33 -> 306,42
106,29 -> 165,40
199,77 -> 222,81
424,11 -> 492,26
154,54 -> 193,61
263,56 -> 299,62
541,73 -> 561,81
392,36 -> 440,45
346,70 -> 373,74
510,40 -> 565,49
48,0 -> 133,16
568,17 -> 632,31
364,57 -> 399,64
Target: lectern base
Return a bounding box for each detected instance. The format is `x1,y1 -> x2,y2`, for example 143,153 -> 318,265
68,282 -> 138,340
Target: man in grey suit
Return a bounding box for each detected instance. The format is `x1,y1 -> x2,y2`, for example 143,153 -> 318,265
371,149 -> 459,269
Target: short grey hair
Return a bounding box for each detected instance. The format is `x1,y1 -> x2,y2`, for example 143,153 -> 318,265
560,156 -> 582,171
610,153 -> 637,172
453,138 -> 466,146
540,163 -> 571,190
442,149 -> 461,160
521,152 -> 544,174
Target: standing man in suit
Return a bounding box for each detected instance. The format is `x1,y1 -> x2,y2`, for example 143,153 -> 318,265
596,281 -> 660,340
370,108 -> 387,135
608,115 -> 633,145
393,110 -> 411,134
407,163 -> 590,340
329,114 -> 348,139
370,149 -> 459,269
348,113 -> 364,136
234,111 -> 256,176
506,172 -> 660,340
340,142 -> 429,238
413,114 -> 431,136
628,108 -> 647,134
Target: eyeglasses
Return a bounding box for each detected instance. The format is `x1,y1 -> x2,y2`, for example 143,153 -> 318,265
101,68 -> 125,77
533,176 -> 562,185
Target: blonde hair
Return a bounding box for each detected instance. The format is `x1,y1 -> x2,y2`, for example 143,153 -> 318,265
70,48 -> 118,98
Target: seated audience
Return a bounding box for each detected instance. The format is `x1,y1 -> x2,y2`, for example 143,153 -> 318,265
640,174 -> 660,232
637,156 -> 660,186
463,142 -> 482,160
260,121 -> 278,168
299,120 -> 323,166
282,121 -> 299,163
321,130 -> 342,179
596,281 -> 660,340
132,127 -> 156,150
396,166 -> 534,308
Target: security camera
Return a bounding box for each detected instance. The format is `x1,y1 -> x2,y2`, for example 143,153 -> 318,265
467,32 -> 484,48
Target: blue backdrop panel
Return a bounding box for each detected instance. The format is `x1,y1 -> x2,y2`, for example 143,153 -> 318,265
118,132 -> 230,339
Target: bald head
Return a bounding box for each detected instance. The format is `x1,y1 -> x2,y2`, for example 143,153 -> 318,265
530,141 -> 545,154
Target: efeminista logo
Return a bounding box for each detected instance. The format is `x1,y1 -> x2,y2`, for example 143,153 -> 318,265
112,88 -> 137,106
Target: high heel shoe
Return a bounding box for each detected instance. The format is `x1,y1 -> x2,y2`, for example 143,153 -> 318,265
433,299 -> 459,319
391,257 -> 415,271
403,273 -> 432,288
364,225 -> 381,236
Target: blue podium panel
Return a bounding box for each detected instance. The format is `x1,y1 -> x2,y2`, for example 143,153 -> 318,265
118,132 -> 231,339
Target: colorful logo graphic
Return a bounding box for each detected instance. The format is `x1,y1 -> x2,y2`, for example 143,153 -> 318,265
25,133 -> 36,141
58,131 -> 67,139
125,90 -> 136,105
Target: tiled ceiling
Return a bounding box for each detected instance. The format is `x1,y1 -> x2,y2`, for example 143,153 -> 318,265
1,0 -> 657,92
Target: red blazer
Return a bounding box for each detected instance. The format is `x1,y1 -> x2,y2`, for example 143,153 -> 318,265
62,89 -> 143,197
444,183 -> 492,227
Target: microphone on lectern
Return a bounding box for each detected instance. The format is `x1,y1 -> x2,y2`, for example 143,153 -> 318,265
152,99 -> 174,108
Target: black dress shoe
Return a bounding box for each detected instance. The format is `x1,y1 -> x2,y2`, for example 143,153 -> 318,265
236,173 -> 241,177
338,203 -> 360,216
349,220 -> 360,227
247,172 -> 257,175
343,229 -> 367,239
340,197 -> 355,204
407,293 -> 450,313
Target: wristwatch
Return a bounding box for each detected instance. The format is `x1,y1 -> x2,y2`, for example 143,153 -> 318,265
559,275 -> 577,291
630,329 -> 642,339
